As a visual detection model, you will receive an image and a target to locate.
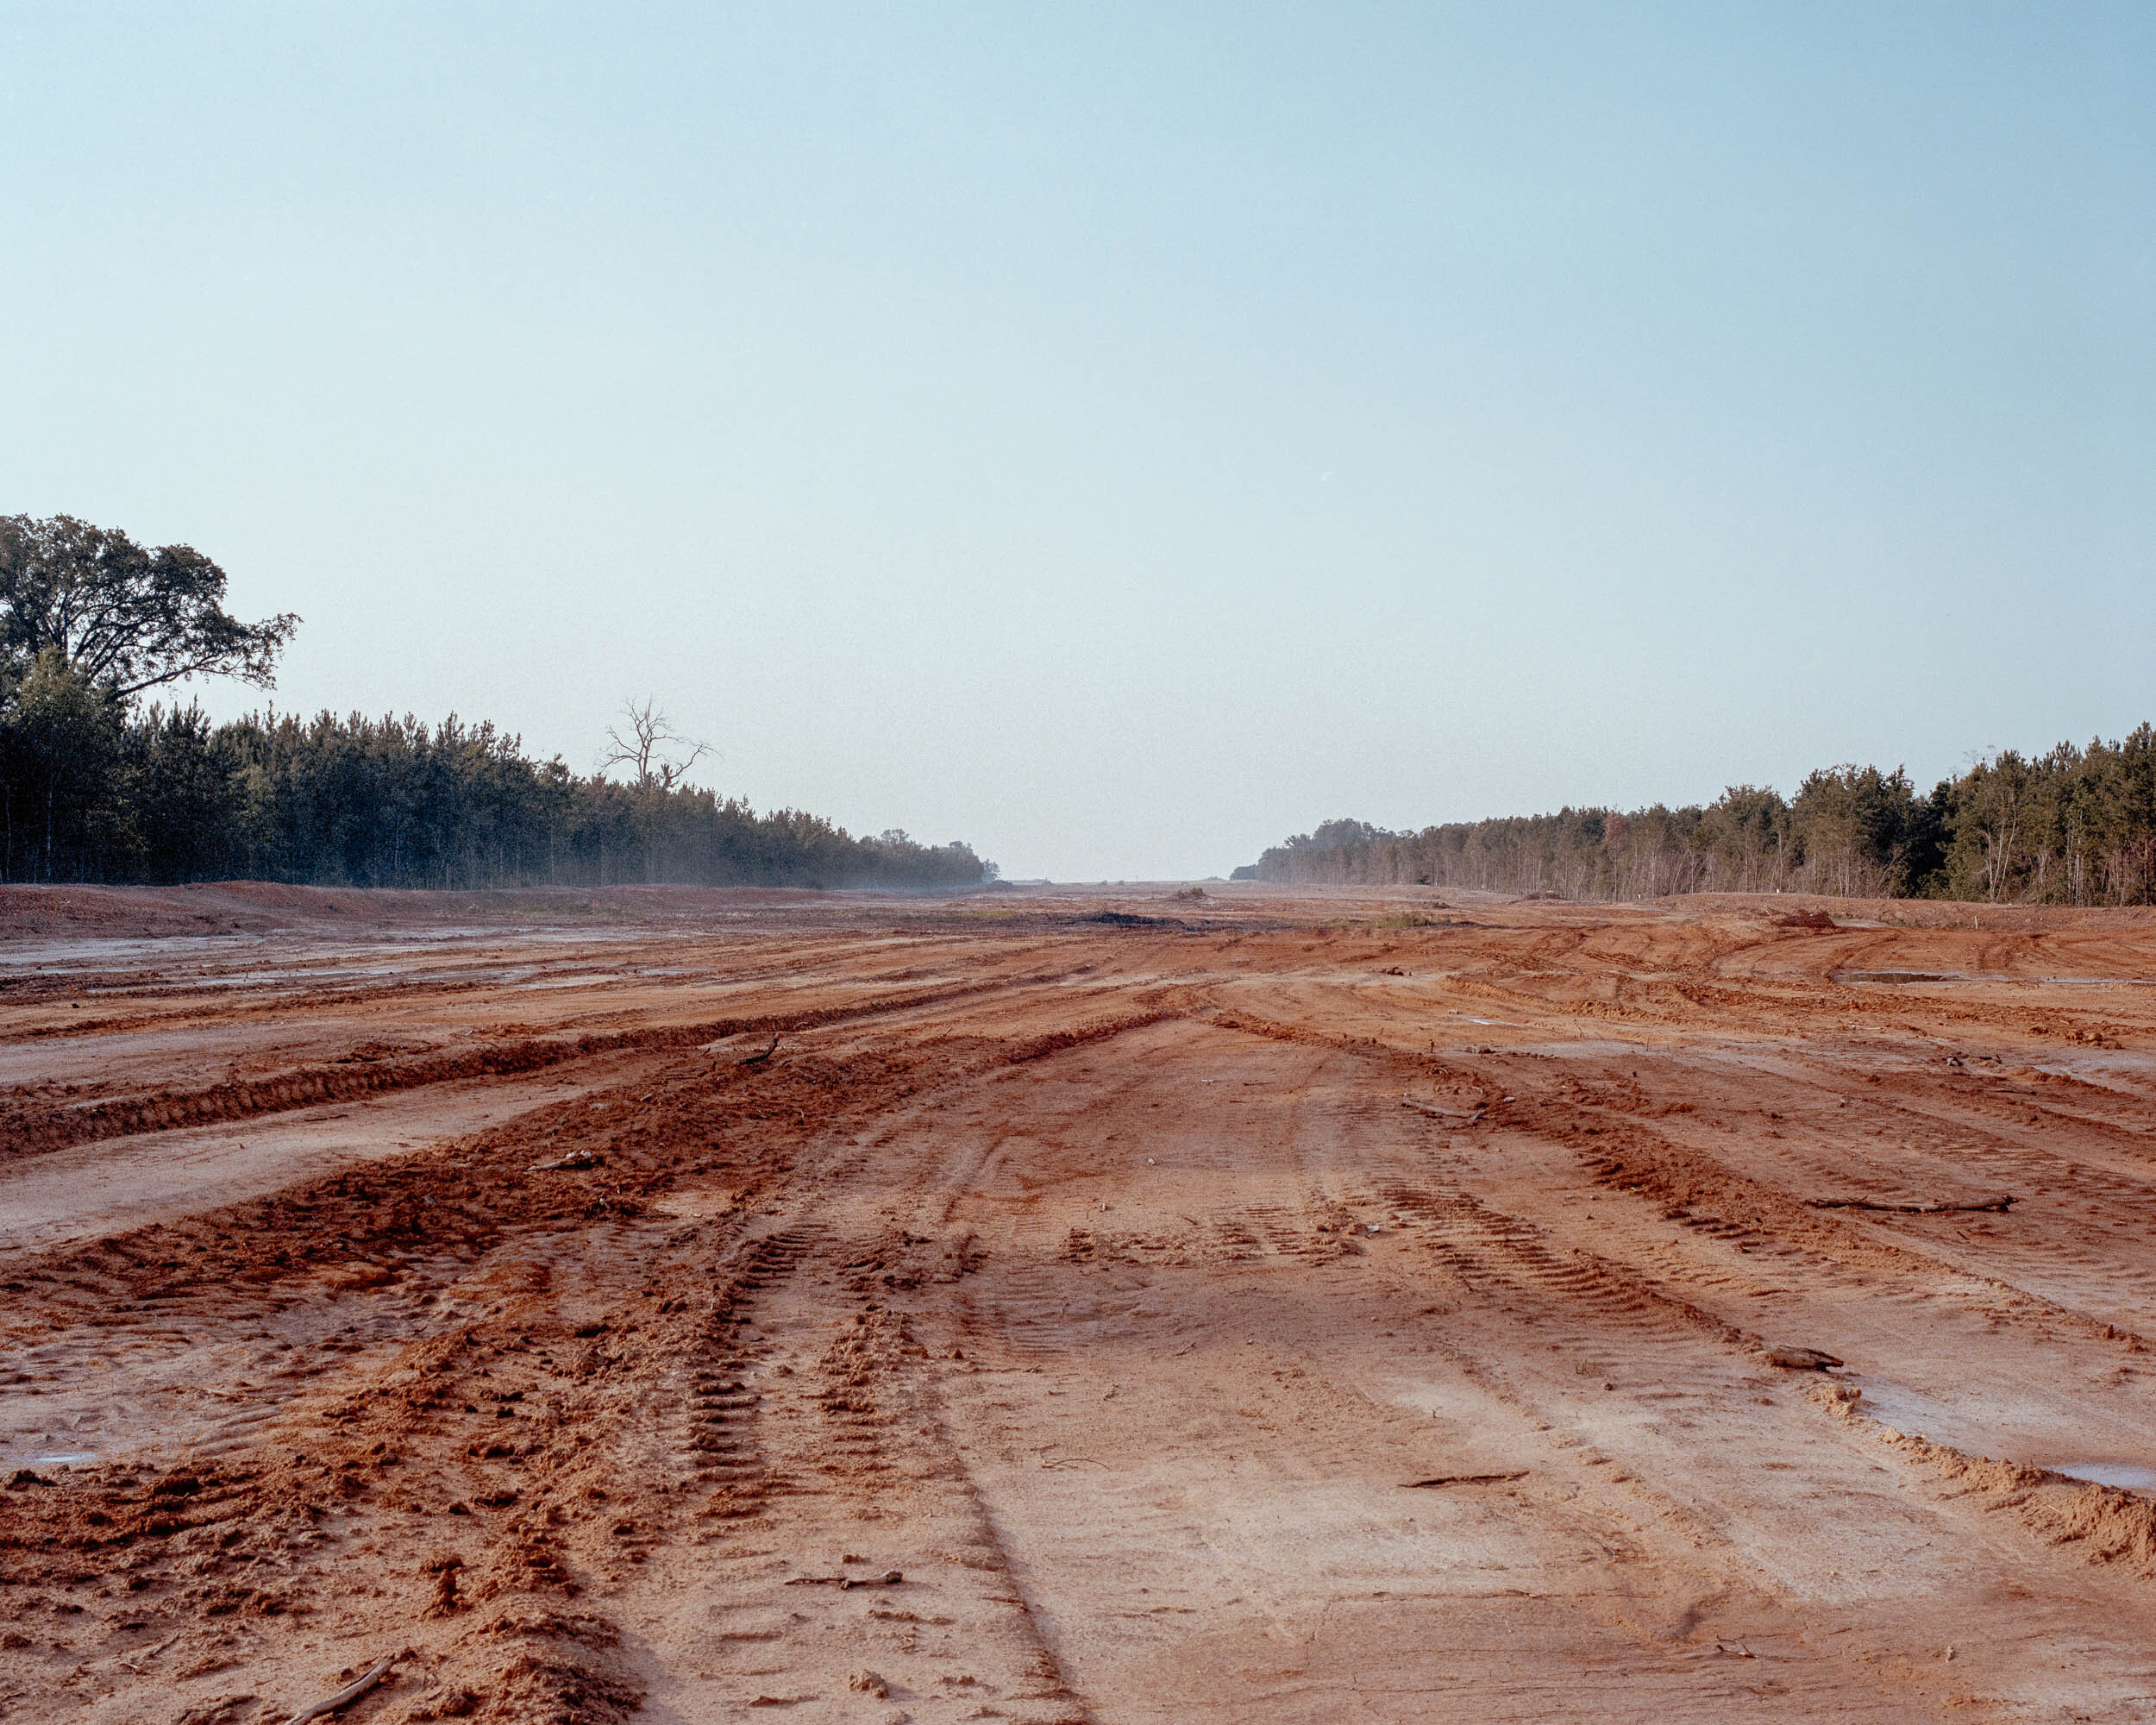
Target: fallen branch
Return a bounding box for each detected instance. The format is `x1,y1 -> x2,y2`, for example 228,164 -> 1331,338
1401,1100 -> 1481,1120
117,1630 -> 181,1673
1401,1471 -> 1526,1488
1807,1194 -> 2013,1214
785,1569 -> 904,1590
282,1656 -> 393,1725
736,1038 -> 780,1067
528,1151 -> 604,1173
1766,1346 -> 1843,1370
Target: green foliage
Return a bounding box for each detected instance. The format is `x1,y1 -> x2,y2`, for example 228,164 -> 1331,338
115,701 -> 250,882
1789,764 -> 1919,896
0,650 -> 126,880
0,702 -> 993,892
0,514 -> 992,892
0,515 -> 298,695
1248,729 -> 2156,905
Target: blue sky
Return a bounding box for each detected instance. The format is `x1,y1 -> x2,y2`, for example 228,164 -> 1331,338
4,3 -> 2151,880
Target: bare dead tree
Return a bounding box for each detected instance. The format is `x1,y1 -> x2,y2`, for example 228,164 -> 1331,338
600,697 -> 712,791
599,699 -> 717,887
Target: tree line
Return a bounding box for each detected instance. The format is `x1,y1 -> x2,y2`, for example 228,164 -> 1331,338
1239,735 -> 2156,906
0,515 -> 993,892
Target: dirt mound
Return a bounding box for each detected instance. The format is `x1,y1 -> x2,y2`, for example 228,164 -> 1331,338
1775,906 -> 1842,931
0,881 -> 1005,943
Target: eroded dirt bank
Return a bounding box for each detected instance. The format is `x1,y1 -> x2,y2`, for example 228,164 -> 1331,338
5,881 -> 2156,1722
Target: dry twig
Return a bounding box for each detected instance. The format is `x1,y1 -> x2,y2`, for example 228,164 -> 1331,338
1401,1471 -> 1526,1488
281,1655 -> 393,1725
117,1631 -> 181,1673
1807,1195 -> 2012,1214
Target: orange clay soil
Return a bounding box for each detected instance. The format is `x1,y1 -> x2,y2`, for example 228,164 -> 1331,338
6,880 -> 2156,1722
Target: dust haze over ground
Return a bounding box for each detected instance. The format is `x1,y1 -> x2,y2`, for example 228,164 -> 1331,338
5,880 -> 2156,1721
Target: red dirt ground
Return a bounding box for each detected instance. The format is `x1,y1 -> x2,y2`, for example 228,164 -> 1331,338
5,880 -> 2156,1722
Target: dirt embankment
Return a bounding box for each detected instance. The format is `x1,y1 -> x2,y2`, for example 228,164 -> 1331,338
0,880 -> 1003,942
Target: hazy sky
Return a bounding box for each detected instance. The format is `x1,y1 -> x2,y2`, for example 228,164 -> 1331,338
4,4 -> 2151,881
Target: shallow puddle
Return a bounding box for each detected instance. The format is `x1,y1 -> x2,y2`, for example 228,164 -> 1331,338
1849,1377 -> 1964,1440
2047,1460 -> 2156,1492
1853,1378 -> 2156,1495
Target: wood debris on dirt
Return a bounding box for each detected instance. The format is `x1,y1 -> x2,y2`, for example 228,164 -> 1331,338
785,1569 -> 905,1589
527,1150 -> 605,1172
1807,1194 -> 2015,1214
1401,1471 -> 1528,1488
279,1655 -> 394,1725
1401,1099 -> 1482,1120
1766,1346 -> 1845,1370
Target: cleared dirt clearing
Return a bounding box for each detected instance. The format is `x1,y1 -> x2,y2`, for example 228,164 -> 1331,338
4,881 -> 2156,1721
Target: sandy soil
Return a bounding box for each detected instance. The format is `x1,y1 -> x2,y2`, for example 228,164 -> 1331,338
5,880 -> 2156,1722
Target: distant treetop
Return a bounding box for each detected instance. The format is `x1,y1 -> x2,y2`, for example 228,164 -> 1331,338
0,514 -> 298,696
